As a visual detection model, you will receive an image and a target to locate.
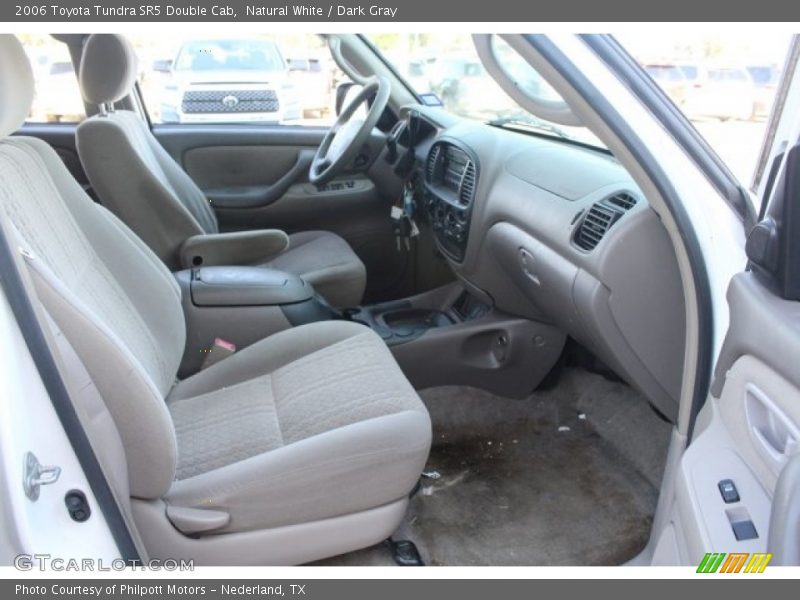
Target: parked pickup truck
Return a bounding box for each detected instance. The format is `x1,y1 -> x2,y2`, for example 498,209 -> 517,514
160,38 -> 302,124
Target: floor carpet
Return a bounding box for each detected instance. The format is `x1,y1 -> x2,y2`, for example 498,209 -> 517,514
314,367 -> 672,566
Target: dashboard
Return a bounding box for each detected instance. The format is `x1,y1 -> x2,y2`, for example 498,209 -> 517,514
423,139 -> 478,261
396,105 -> 688,420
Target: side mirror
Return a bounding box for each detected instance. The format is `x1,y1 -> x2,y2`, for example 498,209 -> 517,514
747,143 -> 800,300
335,81 -> 361,116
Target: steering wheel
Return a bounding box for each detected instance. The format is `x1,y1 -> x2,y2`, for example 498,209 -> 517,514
309,76 -> 391,187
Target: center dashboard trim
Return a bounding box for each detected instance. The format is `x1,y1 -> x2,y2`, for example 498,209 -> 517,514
422,136 -> 480,263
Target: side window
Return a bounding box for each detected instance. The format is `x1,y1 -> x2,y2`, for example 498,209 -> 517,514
18,34 -> 86,123
619,33 -> 793,187
135,34 -> 344,127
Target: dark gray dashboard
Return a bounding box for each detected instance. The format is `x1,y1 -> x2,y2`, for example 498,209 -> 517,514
402,105 -> 687,420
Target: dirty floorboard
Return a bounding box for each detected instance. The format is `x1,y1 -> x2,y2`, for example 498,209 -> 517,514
313,367 -> 671,566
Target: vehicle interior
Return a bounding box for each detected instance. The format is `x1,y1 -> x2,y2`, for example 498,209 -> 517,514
1,32 -> 706,566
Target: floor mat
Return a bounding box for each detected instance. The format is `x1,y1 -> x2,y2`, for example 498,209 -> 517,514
315,368 -> 671,566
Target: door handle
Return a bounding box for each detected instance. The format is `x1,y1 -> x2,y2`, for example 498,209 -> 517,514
752,426 -> 798,466
745,383 -> 800,473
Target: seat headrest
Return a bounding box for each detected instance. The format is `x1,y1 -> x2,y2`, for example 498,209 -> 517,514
79,34 -> 138,106
0,35 -> 34,138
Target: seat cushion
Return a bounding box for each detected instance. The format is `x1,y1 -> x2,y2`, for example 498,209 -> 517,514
165,321 -> 430,533
264,231 -> 366,307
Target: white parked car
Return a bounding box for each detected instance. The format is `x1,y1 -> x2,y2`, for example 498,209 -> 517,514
160,38 -> 302,124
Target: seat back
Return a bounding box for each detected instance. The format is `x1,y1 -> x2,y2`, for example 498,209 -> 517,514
0,34 -> 184,499
76,34 -> 218,269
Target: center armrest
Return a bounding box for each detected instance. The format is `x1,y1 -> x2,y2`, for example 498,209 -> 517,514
179,230 -> 290,269
187,266 -> 314,306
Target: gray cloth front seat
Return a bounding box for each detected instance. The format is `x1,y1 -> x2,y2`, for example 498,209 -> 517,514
75,34 -> 366,307
0,34 -> 430,565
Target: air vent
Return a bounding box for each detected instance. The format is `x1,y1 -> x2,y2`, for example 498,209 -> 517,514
574,203 -> 620,251
459,160 -> 476,206
426,145 -> 441,181
606,192 -> 637,211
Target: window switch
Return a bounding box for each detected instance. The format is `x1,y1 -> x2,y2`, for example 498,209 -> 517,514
718,479 -> 740,503
731,520 -> 759,541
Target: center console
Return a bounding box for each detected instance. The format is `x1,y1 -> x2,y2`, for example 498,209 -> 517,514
345,288 -> 487,345
175,266 -> 565,399
346,283 -> 565,397
175,266 -> 338,376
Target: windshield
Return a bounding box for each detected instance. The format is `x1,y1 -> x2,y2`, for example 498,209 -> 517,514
175,40 -> 284,72
366,34 -> 605,149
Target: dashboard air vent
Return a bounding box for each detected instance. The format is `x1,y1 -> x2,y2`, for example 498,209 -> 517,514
574,203 -> 620,251
606,192 -> 637,211
426,145 -> 441,181
459,160 -> 476,206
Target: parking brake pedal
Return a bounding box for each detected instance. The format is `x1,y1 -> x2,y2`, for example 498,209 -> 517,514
386,539 -> 424,566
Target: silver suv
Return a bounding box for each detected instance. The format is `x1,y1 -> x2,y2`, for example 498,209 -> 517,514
160,38 -> 302,124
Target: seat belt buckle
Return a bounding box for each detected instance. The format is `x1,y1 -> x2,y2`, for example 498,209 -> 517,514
200,337 -> 236,370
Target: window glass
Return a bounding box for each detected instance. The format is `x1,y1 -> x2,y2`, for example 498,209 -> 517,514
619,32 -> 792,186
367,33 -> 603,148
18,34 -> 85,123
134,34 -> 344,126
173,40 -> 284,72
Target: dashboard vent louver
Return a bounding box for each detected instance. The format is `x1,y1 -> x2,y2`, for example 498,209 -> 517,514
426,145 -> 441,181
574,203 -> 620,251
606,192 -> 637,211
459,160 -> 476,206
573,191 -> 638,251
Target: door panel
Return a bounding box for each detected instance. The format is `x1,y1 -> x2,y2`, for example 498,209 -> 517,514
183,144 -> 307,190
656,272 -> 800,566
712,273 -> 800,488
186,146 -> 317,210
152,124 -> 413,302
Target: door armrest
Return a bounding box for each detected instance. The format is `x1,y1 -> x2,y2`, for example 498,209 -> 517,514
179,230 -> 289,268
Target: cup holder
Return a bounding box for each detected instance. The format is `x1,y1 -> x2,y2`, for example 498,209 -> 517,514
381,308 -> 453,334
381,308 -> 453,329
343,305 -> 455,343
